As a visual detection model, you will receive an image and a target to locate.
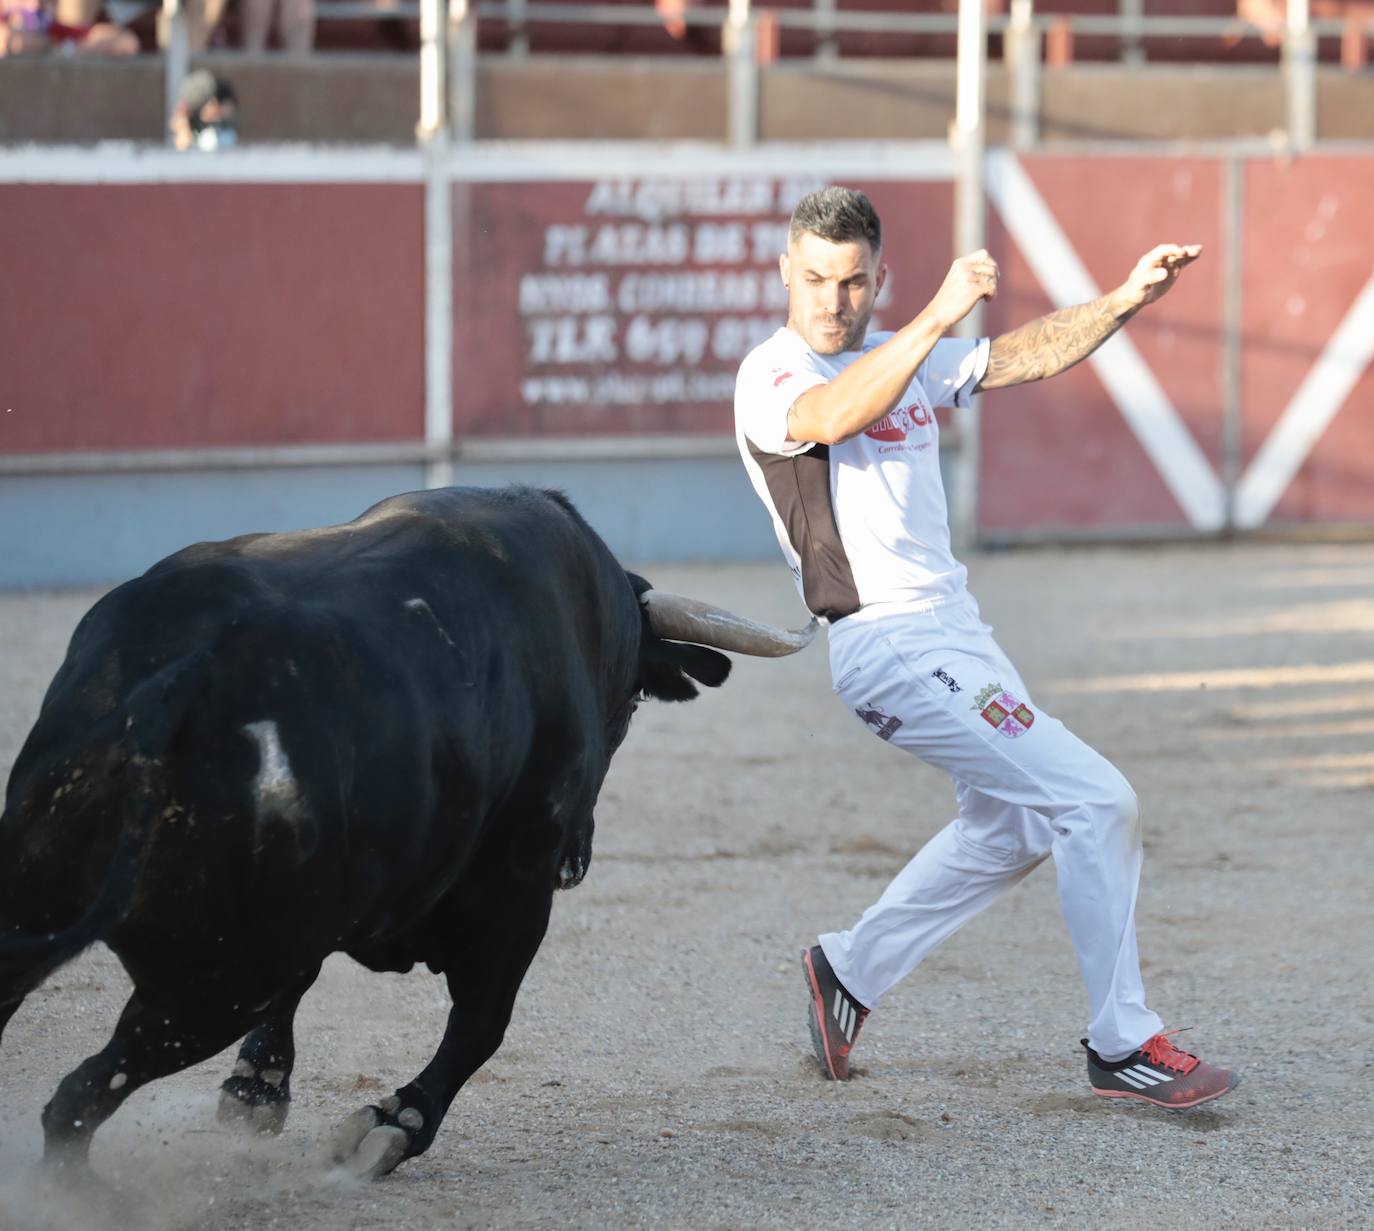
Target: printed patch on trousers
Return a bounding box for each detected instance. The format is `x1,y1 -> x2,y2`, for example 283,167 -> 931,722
932,668 -> 962,693
972,682 -> 1035,739
855,702 -> 903,741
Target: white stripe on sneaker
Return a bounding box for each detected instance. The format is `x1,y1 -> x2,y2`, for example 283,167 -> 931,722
1131,1065 -> 1174,1082
1114,1071 -> 1149,1089
1125,1066 -> 1173,1086
1122,1068 -> 1162,1086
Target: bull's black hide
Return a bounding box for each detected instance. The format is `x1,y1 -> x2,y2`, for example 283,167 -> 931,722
0,485 -> 732,1178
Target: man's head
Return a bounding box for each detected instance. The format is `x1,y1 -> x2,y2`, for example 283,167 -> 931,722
782,186 -> 886,355
171,70 -> 238,152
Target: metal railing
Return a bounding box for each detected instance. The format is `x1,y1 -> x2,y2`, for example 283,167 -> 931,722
158,0 -> 1362,148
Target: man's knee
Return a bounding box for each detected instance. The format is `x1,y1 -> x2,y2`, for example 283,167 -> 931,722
1091,771 -> 1140,838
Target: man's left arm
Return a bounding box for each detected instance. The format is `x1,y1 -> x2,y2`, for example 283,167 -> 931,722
976,243 -> 1202,392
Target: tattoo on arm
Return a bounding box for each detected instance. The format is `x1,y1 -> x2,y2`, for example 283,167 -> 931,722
979,296 -> 1134,391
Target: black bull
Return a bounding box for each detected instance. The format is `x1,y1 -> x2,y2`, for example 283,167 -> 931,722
0,485 -> 812,1178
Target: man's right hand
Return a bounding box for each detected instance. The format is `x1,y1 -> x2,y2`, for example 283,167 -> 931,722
926,249 -> 1000,331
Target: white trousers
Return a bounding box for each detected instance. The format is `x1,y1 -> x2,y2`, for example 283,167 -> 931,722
819,600 -> 1162,1060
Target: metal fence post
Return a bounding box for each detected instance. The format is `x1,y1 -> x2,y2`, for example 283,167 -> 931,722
419,0 -> 455,488
423,146 -> 455,490
1119,0 -> 1144,65
1221,152 -> 1245,532
725,0 -> 758,148
951,0 -> 986,553
1007,0 -> 1040,151
162,0 -> 188,144
450,0 -> 478,145
1285,0 -> 1316,150
726,0 -> 759,149
814,0 -> 837,61
506,0 -> 528,56
418,0 -> 449,145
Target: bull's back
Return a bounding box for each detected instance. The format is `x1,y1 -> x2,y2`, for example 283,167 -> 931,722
1,486 -> 634,961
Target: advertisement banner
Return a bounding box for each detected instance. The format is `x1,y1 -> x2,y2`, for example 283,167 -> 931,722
452,176 -> 958,438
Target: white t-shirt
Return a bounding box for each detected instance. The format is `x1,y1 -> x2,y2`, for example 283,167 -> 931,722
735,325 -> 988,623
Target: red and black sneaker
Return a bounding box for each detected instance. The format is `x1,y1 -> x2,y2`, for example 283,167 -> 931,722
801,945 -> 868,1081
1084,1030 -> 1237,1109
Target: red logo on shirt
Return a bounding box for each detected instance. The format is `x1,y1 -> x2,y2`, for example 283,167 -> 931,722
864,402 -> 932,442
771,368 -> 794,388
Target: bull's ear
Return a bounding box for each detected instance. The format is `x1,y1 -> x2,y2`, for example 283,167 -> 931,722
639,641 -> 732,702
671,643 -> 731,687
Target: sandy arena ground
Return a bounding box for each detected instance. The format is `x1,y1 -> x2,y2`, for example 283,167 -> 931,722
1,540 -> 1371,1230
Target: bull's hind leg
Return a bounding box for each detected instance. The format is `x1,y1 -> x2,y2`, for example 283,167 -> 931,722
328,862 -> 556,1179
42,987 -> 261,1170
217,974 -> 318,1135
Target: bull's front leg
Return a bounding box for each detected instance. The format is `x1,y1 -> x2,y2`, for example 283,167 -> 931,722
217,975 -> 317,1135
326,863 -> 556,1179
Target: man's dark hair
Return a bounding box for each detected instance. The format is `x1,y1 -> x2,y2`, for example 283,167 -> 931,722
179,70 -> 237,134
788,186 -> 882,253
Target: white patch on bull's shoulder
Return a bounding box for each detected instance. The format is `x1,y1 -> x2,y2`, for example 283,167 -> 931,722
403,597 -> 458,651
241,721 -> 304,824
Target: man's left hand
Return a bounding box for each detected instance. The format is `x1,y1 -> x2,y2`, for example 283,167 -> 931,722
1111,244 -> 1203,316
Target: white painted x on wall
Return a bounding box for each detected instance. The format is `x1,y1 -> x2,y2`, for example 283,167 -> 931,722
985,151 -> 1374,532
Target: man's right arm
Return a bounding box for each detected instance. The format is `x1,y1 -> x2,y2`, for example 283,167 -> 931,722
786,249 -> 1000,446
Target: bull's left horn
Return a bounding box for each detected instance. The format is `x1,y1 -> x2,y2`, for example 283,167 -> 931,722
640,590 -> 817,657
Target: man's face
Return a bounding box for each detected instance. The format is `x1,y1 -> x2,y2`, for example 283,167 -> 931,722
781,231 -> 886,355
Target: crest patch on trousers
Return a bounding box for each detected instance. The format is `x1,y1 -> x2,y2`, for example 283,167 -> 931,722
973,682 -> 1035,739
855,702 -> 903,741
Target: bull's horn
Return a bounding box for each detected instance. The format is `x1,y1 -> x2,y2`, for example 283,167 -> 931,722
640,589 -> 817,657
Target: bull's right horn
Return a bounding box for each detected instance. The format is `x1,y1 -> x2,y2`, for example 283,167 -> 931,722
640,590 -> 817,657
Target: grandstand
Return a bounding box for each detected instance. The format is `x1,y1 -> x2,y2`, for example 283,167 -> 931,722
3,1 -> 1374,143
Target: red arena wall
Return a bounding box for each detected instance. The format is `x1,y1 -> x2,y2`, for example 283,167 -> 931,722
3,152 -> 1372,539
0,183 -> 425,453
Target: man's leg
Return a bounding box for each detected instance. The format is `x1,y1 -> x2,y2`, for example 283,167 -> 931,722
820,782 -> 1054,1008
824,613 -> 1162,1059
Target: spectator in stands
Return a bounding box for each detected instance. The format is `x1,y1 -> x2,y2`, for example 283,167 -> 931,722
170,68 -> 238,150
159,0 -> 226,49
98,0 -> 227,52
1,0 -> 137,54
241,0 -> 314,51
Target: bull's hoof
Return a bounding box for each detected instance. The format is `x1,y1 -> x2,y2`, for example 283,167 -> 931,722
32,1156 -> 126,1217
40,1141 -> 96,1178
343,1124 -> 409,1180
218,1065 -> 290,1135
325,1098 -> 421,1179
218,1084 -> 290,1135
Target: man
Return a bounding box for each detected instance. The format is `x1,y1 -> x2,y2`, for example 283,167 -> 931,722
170,70 -> 239,152
734,186 -> 1235,1109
